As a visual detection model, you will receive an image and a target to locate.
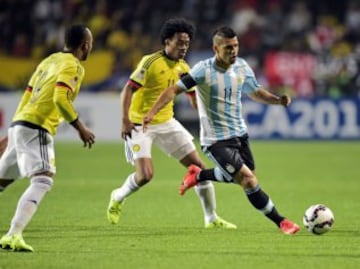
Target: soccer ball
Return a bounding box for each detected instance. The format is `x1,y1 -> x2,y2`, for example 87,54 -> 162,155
303,204 -> 334,235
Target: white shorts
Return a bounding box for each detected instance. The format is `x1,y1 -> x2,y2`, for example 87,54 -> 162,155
125,118 -> 196,164
0,125 -> 56,179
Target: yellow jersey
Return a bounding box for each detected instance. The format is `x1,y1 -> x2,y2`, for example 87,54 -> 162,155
12,52 -> 85,135
129,50 -> 190,124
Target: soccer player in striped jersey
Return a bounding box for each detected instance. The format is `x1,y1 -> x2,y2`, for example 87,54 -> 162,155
107,18 -> 236,229
143,26 -> 300,235
0,25 -> 95,251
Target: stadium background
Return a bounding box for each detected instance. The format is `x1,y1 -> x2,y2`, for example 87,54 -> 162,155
0,0 -> 359,140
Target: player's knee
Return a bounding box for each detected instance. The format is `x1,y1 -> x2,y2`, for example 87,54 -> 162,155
240,173 -> 258,189
235,166 -> 257,187
31,176 -> 53,192
136,169 -> 153,185
143,172 -> 153,183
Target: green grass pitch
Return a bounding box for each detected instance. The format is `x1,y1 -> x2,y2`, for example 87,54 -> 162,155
0,141 -> 359,269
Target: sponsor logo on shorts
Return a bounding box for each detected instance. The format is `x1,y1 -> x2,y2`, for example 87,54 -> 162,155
225,163 -> 235,174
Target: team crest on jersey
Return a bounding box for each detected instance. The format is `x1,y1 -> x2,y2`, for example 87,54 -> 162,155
132,144 -> 141,152
225,163 -> 235,174
70,76 -> 78,87
237,74 -> 244,84
135,69 -> 146,81
237,67 -> 246,84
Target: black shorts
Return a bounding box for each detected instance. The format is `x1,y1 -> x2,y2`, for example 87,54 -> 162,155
202,134 -> 255,179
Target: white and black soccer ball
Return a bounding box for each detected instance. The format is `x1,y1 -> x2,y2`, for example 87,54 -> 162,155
303,204 -> 335,235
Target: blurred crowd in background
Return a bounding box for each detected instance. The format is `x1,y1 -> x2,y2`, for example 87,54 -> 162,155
1,0 -> 360,98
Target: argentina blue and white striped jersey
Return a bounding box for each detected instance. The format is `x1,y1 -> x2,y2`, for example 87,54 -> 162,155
177,56 -> 260,146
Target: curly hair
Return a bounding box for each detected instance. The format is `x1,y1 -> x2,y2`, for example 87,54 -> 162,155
160,18 -> 195,45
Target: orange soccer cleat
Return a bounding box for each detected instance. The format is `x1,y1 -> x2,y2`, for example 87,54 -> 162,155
179,164 -> 201,195
280,219 -> 300,235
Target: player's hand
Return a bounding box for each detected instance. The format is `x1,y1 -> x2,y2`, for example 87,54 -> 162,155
71,118 -> 95,149
280,95 -> 291,107
121,118 -> 137,140
142,112 -> 154,132
78,127 -> 95,149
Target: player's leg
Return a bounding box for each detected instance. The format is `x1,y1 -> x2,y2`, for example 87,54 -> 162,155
182,137 -> 299,234
179,151 -> 237,229
180,140 -> 240,192
1,126 -> 55,251
231,136 -> 298,234
1,173 -> 53,251
107,157 -> 153,224
107,126 -> 153,224
234,165 -> 299,234
158,119 -> 236,229
0,133 -> 16,195
179,151 -> 216,223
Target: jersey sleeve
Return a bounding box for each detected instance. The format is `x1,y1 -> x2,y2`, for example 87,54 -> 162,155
53,64 -> 79,122
57,63 -> 80,92
129,56 -> 149,87
242,61 -> 261,94
177,61 -> 205,91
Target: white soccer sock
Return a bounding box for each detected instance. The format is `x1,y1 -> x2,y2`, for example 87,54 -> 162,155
195,181 -> 218,224
113,173 -> 139,202
7,176 -> 53,236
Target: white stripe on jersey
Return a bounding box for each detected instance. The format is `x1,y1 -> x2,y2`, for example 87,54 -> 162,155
190,57 -> 258,146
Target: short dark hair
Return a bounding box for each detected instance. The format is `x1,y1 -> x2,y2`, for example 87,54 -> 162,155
213,26 -> 237,39
65,25 -> 88,50
160,18 -> 195,45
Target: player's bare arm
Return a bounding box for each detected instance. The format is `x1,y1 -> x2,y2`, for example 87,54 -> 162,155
142,85 -> 183,131
71,118 -> 95,149
121,82 -> 138,140
54,84 -> 95,148
186,91 -> 198,110
249,88 -> 291,107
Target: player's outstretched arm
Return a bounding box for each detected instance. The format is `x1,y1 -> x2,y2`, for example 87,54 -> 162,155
143,85 -> 183,131
121,82 -> 138,140
249,88 -> 291,107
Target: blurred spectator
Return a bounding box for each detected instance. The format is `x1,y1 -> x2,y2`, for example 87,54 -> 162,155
345,0 -> 360,42
261,0 -> 286,50
284,1 -> 312,36
11,33 -> 30,57
0,0 -> 359,97
230,0 -> 262,35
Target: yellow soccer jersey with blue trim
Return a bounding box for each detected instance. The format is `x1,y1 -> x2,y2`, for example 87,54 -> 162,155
129,50 -> 190,124
12,52 -> 84,135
